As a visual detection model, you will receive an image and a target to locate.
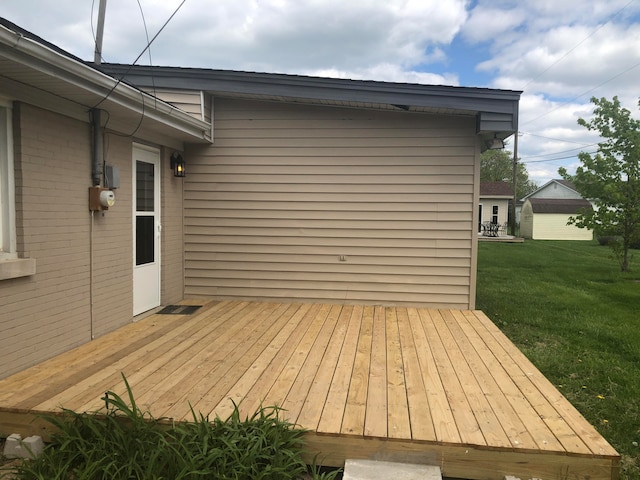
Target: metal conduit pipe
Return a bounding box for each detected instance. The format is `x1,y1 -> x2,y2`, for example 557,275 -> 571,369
91,108 -> 103,186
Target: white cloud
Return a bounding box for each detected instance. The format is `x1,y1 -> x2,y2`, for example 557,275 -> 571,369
480,22 -> 640,100
462,7 -> 526,44
89,0 -> 469,74
460,0 -> 640,185
3,0 -> 640,187
310,63 -> 459,86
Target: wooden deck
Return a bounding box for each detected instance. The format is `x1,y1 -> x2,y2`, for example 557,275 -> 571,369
0,300 -> 619,479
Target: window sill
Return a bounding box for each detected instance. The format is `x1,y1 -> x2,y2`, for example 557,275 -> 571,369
0,258 -> 36,280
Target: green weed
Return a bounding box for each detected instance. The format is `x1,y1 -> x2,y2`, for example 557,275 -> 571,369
6,374 -> 340,480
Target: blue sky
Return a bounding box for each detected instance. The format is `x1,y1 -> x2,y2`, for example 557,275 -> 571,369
3,0 -> 640,186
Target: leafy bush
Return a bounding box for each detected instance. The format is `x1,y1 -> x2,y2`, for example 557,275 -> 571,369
10,375 -> 340,480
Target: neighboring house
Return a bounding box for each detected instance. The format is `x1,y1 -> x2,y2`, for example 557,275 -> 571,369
479,181 -> 513,232
520,198 -> 593,240
0,18 -> 520,378
522,179 -> 583,201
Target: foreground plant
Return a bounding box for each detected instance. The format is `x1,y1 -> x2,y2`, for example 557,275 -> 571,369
9,374 -> 339,480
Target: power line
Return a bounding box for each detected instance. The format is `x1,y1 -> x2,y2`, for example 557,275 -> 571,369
519,131 -> 597,145
520,0 -> 636,91
92,0 -> 187,110
522,150 -> 599,164
521,60 -> 640,127
518,0 -> 639,134
521,143 -> 599,159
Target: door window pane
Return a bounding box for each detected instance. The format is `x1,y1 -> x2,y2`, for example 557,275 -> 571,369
136,161 -> 154,212
136,216 -> 154,265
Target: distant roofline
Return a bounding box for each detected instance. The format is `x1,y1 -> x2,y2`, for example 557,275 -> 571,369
521,179 -> 579,201
480,181 -> 514,197
526,198 -> 592,214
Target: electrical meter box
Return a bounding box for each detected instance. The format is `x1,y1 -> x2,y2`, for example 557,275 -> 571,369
89,186 -> 115,211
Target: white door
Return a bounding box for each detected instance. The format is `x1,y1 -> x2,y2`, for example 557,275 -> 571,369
133,145 -> 161,315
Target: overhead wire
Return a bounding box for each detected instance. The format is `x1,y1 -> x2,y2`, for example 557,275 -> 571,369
109,0 -> 157,138
512,1 -> 639,165
520,0 -> 636,91
521,60 -> 640,127
91,0 -> 187,112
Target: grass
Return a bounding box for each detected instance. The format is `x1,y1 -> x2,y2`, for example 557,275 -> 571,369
476,239 -> 640,479
1,374 -> 340,480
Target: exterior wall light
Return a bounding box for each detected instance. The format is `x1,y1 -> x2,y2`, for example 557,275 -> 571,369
488,134 -> 505,150
170,152 -> 186,177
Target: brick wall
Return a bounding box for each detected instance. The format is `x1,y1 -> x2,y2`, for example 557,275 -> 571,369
0,102 -> 191,379
1,103 -> 93,377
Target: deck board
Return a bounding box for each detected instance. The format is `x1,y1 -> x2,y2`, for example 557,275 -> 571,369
0,300 -> 619,480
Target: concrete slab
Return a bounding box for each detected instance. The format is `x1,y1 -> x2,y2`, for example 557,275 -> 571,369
343,459 -> 441,480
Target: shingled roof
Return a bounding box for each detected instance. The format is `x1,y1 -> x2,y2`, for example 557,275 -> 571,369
480,181 -> 514,197
528,198 -> 592,214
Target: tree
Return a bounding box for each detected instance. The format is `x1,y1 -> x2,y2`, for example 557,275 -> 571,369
559,96 -> 640,272
480,148 -> 538,200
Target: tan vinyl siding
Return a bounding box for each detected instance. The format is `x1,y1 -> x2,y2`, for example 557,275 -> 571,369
184,98 -> 478,308
161,149 -> 185,304
149,89 -> 205,121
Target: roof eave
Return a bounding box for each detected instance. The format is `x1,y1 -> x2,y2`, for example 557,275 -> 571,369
0,24 -> 211,145
99,64 -> 521,146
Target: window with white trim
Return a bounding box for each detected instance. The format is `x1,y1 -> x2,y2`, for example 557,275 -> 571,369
0,101 -> 17,260
492,205 -> 499,224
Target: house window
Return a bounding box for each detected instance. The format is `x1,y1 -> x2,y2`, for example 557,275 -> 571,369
492,205 -> 499,224
0,101 -> 16,260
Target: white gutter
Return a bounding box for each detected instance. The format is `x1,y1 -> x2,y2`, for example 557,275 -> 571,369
0,24 -> 211,142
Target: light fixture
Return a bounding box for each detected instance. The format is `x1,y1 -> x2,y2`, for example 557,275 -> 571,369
487,134 -> 505,150
170,152 -> 185,177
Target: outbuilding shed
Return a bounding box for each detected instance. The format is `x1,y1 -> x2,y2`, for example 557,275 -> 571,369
520,198 -> 593,240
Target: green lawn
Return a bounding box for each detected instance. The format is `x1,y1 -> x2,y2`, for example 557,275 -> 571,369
476,240 -> 640,479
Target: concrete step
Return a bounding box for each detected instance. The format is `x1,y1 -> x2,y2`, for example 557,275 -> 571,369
343,459 -> 442,480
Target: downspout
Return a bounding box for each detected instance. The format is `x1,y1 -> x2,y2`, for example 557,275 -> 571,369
91,109 -> 103,186
90,108 -> 103,341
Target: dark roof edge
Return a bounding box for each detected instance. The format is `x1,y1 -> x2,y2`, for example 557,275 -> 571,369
96,63 -> 522,101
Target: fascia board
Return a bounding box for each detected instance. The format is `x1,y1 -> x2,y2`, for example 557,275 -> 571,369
0,25 -> 211,141
100,65 -> 522,115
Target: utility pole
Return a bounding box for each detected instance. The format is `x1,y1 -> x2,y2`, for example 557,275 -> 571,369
510,130 -> 519,236
94,0 -> 107,64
